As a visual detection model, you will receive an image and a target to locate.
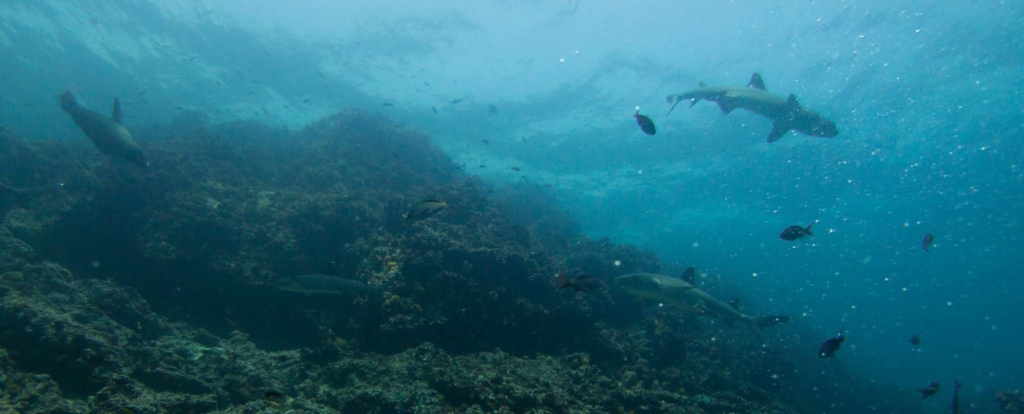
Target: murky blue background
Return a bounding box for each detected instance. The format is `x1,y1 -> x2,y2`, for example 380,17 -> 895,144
2,1 -> 1021,410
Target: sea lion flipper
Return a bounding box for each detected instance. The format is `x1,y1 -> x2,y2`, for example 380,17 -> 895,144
112,98 -> 122,124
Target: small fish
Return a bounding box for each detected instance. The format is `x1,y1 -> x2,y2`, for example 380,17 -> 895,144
391,153 -> 400,159
478,165 -> 486,168
481,139 -> 489,144
382,102 -> 394,107
488,104 -> 498,114
405,200 -> 448,222
910,334 -> 920,346
302,98 -> 311,103
818,326 -> 845,359
780,223 -> 814,241
431,106 -> 437,114
216,82 -> 223,86
952,380 -> 962,413
633,108 -> 656,135
917,382 -> 940,399
317,71 -> 325,78
262,389 -> 286,404
451,98 -> 464,105
511,167 -> 521,172
556,274 -> 605,292
923,233 -> 934,252
521,136 -> 527,142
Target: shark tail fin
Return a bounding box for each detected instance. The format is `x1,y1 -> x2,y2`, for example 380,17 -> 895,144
112,97 -> 123,124
805,223 -> 814,236
59,90 -> 78,112
754,315 -> 790,328
666,96 -> 682,115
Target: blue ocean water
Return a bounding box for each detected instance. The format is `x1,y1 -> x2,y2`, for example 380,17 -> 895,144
1,0 -> 1021,412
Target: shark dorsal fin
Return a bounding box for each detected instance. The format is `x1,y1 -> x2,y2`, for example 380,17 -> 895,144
697,81 -> 706,88
727,298 -> 741,310
112,98 -> 123,124
786,93 -> 800,108
747,73 -> 766,90
680,265 -> 697,284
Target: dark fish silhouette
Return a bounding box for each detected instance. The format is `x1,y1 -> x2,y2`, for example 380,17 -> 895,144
923,233 -> 934,251
780,223 -> 814,241
481,139 -> 489,144
431,106 -> 437,114
952,380 -> 962,413
511,167 -> 521,172
405,199 -> 448,222
382,102 -> 394,107
917,382 -> 940,399
910,334 -> 921,346
818,326 -> 845,359
556,274 -> 605,293
634,109 -> 656,135
263,389 -> 286,401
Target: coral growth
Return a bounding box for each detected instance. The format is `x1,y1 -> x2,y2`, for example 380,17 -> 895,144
0,110 -> 922,413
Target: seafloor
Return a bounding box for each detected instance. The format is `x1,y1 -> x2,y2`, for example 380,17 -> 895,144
0,110 -> 940,413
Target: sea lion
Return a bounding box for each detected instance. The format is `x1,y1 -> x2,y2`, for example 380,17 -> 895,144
59,90 -> 148,168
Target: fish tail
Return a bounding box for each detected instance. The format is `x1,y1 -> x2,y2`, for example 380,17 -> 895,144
666,98 -> 681,115
556,274 -> 571,289
804,222 -> 814,236
59,90 -> 78,112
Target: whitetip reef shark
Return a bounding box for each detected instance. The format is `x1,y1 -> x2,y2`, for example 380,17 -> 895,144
666,73 -> 839,143
614,267 -> 790,328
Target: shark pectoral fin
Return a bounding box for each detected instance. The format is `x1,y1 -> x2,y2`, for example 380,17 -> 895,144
716,101 -> 737,115
727,298 -> 741,310
747,73 -> 767,90
112,98 -> 123,124
688,98 -> 701,108
767,122 -> 791,143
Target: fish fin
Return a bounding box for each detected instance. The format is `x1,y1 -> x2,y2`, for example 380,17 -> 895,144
804,222 -> 814,236
680,265 -> 696,285
556,274 -> 571,289
697,81 -> 706,88
716,101 -> 737,115
785,93 -> 800,108
755,315 -> 790,328
666,96 -> 683,115
59,90 -> 78,111
766,122 -> 791,143
727,298 -> 741,310
112,98 -> 123,124
747,73 -> 767,90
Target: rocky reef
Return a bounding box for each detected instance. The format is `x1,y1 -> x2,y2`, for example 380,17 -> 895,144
0,110 -> 922,413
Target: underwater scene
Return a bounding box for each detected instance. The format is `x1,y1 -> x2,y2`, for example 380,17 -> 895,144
0,1 -> 1021,413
